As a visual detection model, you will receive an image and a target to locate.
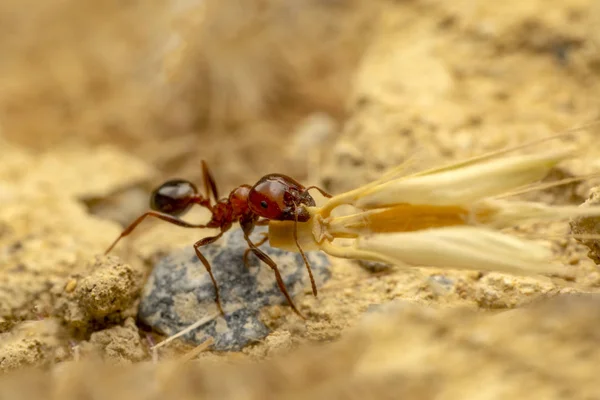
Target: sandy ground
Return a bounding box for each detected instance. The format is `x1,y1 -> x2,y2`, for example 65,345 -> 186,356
2,0 -> 600,398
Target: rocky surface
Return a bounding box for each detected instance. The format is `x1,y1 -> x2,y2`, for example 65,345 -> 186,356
78,318 -> 148,365
139,227 -> 331,351
3,294 -> 600,398
0,319 -> 66,373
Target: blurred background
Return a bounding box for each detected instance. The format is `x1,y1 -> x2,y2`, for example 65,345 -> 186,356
3,0 -> 600,199
1,0 -> 375,193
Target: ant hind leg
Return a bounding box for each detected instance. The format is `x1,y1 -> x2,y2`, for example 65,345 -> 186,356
105,211 -> 208,255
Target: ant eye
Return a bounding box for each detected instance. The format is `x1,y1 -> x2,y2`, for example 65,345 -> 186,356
260,200 -> 268,209
150,179 -> 198,216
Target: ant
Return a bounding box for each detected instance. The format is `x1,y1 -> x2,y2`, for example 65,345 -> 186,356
105,161 -> 332,318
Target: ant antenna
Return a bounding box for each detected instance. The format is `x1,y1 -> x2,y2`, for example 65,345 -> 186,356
293,201 -> 318,296
306,186 -> 333,198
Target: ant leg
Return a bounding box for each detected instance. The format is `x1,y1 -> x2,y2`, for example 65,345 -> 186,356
305,185 -> 332,198
243,218 -> 270,267
243,234 -> 306,319
293,202 -> 318,297
242,233 -> 269,268
105,211 -> 208,254
193,232 -> 225,315
201,160 -> 220,205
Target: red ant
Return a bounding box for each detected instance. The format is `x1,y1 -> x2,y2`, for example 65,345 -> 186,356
105,161 -> 331,318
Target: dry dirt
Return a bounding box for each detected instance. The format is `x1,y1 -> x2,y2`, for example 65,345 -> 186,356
2,0 -> 600,398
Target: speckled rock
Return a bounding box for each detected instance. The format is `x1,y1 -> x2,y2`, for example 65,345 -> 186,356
139,227 -> 331,351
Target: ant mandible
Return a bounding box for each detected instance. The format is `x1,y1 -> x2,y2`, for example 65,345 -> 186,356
104,161 -> 331,318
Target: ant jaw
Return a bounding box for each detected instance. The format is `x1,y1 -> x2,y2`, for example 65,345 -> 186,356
293,206 -> 312,222
299,191 -> 317,207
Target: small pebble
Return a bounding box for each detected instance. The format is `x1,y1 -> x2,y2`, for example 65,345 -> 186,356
138,226 -> 331,351
64,279 -> 77,293
357,259 -> 392,272
74,256 -> 144,321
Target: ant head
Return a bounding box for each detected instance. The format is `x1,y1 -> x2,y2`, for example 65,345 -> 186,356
150,179 -> 199,216
248,174 -> 315,222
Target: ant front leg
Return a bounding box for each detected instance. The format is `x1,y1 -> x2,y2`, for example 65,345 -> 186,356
242,218 -> 270,267
242,232 -> 269,268
243,233 -> 306,319
292,202 -> 318,297
105,211 -> 208,254
193,232 -> 225,316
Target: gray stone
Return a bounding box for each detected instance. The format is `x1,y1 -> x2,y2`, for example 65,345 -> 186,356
138,226 -> 331,351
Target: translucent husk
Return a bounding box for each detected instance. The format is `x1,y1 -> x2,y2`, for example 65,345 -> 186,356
268,135 -> 600,277
353,227 -> 561,276
355,148 -> 575,209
